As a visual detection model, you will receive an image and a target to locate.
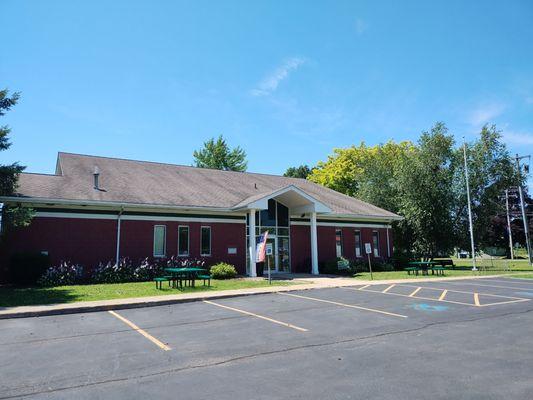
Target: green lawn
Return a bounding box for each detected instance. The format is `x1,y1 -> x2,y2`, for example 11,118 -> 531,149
354,257 -> 533,281
354,269 -> 533,281
0,279 -> 297,308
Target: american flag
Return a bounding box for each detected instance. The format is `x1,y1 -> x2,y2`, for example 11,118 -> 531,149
256,231 -> 269,262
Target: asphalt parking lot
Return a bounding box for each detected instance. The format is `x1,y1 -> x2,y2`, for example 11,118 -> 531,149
2,277 -> 533,399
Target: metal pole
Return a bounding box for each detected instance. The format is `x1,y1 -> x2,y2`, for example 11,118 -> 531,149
515,154 -> 532,265
463,139 -> 477,271
505,189 -> 514,260
367,253 -> 373,280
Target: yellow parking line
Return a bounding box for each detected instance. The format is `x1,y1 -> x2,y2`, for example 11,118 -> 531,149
358,284 -> 371,290
479,298 -> 530,307
474,293 -> 480,307
398,284 -> 526,300
108,310 -> 171,351
279,292 -> 407,318
344,287 -> 477,307
203,300 -> 308,332
447,281 -> 533,292
439,290 -> 448,301
408,287 -> 422,297
382,284 -> 395,293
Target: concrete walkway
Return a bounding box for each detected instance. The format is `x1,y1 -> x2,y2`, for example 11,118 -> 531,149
0,273 -> 525,319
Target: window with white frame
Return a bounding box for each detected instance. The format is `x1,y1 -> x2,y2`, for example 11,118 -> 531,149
372,230 -> 380,257
354,230 -> 362,257
153,225 -> 166,257
178,226 -> 189,256
335,228 -> 343,258
201,226 -> 211,256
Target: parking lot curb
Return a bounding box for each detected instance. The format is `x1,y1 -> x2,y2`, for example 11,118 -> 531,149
0,274 -> 525,319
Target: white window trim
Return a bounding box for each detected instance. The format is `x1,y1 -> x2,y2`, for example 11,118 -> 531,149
200,226 -> 211,256
373,230 -> 380,257
355,230 -> 362,258
153,225 -> 166,258
178,225 -> 190,257
335,228 -> 343,258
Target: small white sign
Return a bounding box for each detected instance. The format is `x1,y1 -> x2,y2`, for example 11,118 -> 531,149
266,243 -> 273,256
365,243 -> 372,255
227,247 -> 237,255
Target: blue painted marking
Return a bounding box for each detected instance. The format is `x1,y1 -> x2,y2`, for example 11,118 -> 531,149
515,292 -> 533,297
410,303 -> 449,312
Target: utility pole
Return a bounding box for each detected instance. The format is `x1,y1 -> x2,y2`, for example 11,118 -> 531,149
463,139 -> 477,271
505,189 -> 514,260
515,154 -> 532,265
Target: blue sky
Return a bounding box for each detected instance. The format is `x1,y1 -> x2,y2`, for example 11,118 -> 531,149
2,0 -> 533,185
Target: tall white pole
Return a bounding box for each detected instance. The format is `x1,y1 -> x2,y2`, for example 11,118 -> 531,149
515,155 -> 532,265
505,190 -> 514,260
463,139 -> 477,271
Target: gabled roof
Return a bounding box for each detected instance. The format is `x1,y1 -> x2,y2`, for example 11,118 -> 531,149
9,152 -> 401,220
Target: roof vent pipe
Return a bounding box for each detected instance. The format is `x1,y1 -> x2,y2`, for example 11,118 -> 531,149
93,166 -> 100,190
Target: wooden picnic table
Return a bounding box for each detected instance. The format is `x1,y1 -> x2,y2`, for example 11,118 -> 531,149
164,267 -> 206,287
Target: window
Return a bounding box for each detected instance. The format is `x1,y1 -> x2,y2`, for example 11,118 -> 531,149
260,199 -> 276,226
153,225 -> 166,257
201,226 -> 211,256
178,226 -> 189,256
372,231 -> 380,257
335,228 -> 343,258
354,230 -> 362,257
276,202 -> 289,227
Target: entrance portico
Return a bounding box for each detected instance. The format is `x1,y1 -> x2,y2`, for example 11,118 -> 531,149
236,185 -> 331,277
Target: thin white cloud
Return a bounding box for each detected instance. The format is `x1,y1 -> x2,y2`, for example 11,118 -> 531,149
468,103 -> 505,126
355,18 -> 368,35
503,131 -> 533,145
250,57 -> 305,97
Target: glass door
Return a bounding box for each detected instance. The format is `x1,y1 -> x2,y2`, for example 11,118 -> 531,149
265,237 -> 278,273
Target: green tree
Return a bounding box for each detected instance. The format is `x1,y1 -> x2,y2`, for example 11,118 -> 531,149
193,135 -> 247,172
395,123 -> 456,257
0,89 -> 33,230
283,165 -> 311,179
452,125 -> 520,252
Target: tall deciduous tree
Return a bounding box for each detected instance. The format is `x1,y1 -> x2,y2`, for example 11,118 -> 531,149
193,135 -> 247,172
452,125 -> 520,251
0,89 -> 33,230
283,165 -> 311,179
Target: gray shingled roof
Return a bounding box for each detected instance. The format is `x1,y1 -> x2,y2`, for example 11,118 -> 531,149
11,152 -> 400,220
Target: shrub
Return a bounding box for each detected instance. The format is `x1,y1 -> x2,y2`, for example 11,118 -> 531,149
320,257 -> 354,276
133,257 -> 164,281
91,257 -> 135,283
210,263 -> 237,279
9,252 -> 51,286
38,261 -> 84,287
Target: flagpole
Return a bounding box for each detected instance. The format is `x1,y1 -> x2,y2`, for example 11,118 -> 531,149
463,138 -> 477,271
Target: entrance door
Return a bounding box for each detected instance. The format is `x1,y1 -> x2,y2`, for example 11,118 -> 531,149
264,237 -> 278,273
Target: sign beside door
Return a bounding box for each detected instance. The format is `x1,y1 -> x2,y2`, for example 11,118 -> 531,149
365,243 -> 372,254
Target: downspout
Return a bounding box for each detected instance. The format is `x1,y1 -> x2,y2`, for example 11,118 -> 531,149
116,207 -> 124,265
386,225 -> 391,259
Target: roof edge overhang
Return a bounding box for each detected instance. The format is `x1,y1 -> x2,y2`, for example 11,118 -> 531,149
322,213 -> 404,222
0,196 -> 242,214
232,185 -> 332,214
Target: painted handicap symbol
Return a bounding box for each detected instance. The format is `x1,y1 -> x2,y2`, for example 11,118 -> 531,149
410,303 -> 449,312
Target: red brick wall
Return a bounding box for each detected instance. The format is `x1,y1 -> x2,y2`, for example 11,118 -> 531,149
0,217 -> 247,280
289,225 -> 394,273
0,215 -> 393,281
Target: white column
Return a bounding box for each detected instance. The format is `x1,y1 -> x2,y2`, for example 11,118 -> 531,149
248,209 -> 257,277
310,212 -> 319,275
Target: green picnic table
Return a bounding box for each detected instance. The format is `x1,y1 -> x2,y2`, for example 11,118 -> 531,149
164,267 -> 207,288
406,261 -> 438,276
